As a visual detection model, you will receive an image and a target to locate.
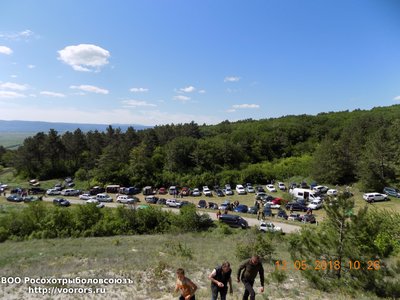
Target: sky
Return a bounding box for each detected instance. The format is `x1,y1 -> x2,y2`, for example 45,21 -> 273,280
1,0 -> 400,126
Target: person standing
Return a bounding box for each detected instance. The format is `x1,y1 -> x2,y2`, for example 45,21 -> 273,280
175,268 -> 197,300
237,255 -> 264,300
208,261 -> 233,300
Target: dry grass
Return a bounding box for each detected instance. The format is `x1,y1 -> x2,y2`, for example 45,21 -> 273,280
0,232 -> 385,300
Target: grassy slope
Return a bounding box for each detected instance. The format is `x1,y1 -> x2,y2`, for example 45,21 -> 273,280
0,233 -> 383,300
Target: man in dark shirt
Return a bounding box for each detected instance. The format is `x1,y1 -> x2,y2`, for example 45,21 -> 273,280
237,255 -> 264,300
208,261 -> 233,300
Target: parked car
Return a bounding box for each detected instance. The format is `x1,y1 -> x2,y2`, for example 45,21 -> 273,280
28,187 -> 45,194
192,188 -> 201,196
203,186 -> 212,197
308,199 -> 323,210
181,187 -> 191,196
158,187 -> 167,195
248,206 -> 258,214
256,186 -> 265,193
246,186 -> 255,193
313,185 -> 329,194
90,186 -> 105,196
235,185 -> 246,195
143,186 -> 155,196
266,184 -> 277,192
79,193 -> 92,200
95,193 -> 113,202
223,188 -> 234,196
117,195 -> 139,204
166,199 -> 182,208
157,198 -> 167,205
219,214 -> 248,229
363,193 -> 389,203
6,194 -> 23,202
288,213 -> 302,221
259,221 -> 283,233
215,189 -> 225,197
207,202 -> 219,210
277,182 -> 286,191
234,204 -> 248,213
53,198 -> 70,207
23,196 -> 41,202
168,186 -> 178,195
60,189 -> 80,196
383,187 -> 400,198
285,202 -> 309,212
46,188 -> 61,195
145,195 -> 159,204
197,199 -> 207,208
277,209 -> 288,219
219,200 -> 231,211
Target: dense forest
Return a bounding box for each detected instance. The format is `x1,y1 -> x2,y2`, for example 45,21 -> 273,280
1,105 -> 400,191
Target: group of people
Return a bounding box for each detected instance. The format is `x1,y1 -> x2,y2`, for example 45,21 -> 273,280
175,255 -> 264,300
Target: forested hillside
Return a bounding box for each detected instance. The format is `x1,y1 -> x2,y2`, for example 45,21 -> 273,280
1,105 -> 400,191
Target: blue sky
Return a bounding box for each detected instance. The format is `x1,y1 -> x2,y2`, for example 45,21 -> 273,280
0,0 -> 400,126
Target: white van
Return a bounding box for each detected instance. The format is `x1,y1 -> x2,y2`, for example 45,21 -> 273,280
290,188 -> 321,201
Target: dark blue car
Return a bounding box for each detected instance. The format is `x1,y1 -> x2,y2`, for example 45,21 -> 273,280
234,204 -> 248,213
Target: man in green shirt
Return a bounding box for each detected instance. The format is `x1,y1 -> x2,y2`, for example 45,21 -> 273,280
237,255 -> 264,300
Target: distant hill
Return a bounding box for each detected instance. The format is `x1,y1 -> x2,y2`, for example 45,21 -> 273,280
0,120 -> 151,133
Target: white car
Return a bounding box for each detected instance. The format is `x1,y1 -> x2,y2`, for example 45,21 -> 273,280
266,184 -> 277,192
246,186 -> 255,193
192,188 -> 201,196
203,186 -> 212,197
224,188 -> 234,196
313,185 -> 329,193
265,202 -> 281,209
166,199 -> 182,208
307,199 -> 323,210
363,193 -> 388,203
327,189 -> 338,196
116,195 -> 137,204
46,188 -> 61,195
259,221 -> 282,233
236,184 -> 246,195
278,182 -> 286,191
79,193 -> 92,200
96,193 -> 113,202
60,189 -> 80,196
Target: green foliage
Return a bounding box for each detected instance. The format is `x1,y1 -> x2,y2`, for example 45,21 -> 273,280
288,192 -> 400,298
0,201 -> 214,242
235,229 -> 276,262
164,240 -> 193,259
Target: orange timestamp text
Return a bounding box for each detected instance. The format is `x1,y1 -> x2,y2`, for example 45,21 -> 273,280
275,260 -> 381,271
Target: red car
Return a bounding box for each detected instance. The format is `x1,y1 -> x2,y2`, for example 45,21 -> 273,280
158,187 -> 167,195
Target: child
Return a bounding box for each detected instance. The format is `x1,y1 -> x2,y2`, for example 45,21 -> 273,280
174,268 -> 197,300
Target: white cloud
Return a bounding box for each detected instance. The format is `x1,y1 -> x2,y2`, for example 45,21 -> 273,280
58,44 -> 110,72
70,85 -> 109,94
122,100 -> 157,108
174,95 -> 190,103
232,104 -> 260,109
0,82 -> 28,91
0,91 -> 26,98
27,64 -> 36,69
226,109 -> 236,113
224,76 -> 240,82
10,75 -> 17,78
130,87 -> 149,93
40,91 -> 66,98
198,89 -> 206,94
0,30 -> 35,41
393,96 -> 400,101
179,86 -> 196,93
0,46 -> 13,55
